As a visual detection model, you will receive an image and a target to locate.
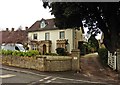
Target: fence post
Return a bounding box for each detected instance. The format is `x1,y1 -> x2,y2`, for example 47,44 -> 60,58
117,49 -> 120,71
117,49 -> 120,79
71,49 -> 80,73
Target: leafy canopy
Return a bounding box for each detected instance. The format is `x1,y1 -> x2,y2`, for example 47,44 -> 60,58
43,2 -> 120,53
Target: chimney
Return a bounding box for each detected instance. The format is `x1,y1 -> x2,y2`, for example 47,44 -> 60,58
6,28 -> 9,31
11,28 -> 14,31
25,27 -> 28,30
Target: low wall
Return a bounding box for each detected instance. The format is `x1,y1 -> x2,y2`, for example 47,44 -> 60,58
46,58 -> 72,71
1,55 -> 72,71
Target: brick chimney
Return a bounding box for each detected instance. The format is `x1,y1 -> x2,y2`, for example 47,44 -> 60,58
6,28 -> 9,31
11,28 -> 14,31
25,27 -> 28,30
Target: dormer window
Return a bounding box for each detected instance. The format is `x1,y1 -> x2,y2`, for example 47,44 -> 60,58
41,21 -> 46,28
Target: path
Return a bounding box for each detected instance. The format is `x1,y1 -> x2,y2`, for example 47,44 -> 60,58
81,53 -> 119,82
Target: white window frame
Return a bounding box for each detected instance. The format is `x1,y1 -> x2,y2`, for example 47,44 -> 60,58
59,31 -> 65,39
45,32 -> 50,40
41,21 -> 46,28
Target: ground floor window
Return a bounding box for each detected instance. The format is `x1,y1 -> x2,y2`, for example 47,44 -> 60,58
31,44 -> 38,50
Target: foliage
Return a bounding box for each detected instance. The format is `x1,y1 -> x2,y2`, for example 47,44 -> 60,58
1,50 -> 40,57
43,2 -> 120,53
88,34 -> 99,52
78,43 -> 86,55
98,48 -> 108,66
1,50 -> 13,55
56,48 -> 67,56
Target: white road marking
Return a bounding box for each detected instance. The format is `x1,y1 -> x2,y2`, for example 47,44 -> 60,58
39,76 -> 52,82
44,80 -> 52,83
0,74 -> 16,78
44,76 -> 52,79
44,77 -> 57,83
39,76 -> 57,83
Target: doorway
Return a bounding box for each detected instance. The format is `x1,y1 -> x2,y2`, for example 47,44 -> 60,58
43,44 -> 46,55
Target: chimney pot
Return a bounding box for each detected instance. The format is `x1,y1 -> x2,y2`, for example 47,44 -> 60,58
25,27 -> 28,30
12,28 -> 14,31
6,28 -> 9,31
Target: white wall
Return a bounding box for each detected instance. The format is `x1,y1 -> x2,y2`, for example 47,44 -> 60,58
28,29 -> 74,53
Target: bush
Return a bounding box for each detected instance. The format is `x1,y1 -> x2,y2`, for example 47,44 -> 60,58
26,50 -> 39,57
80,44 -> 86,55
1,50 -> 13,55
1,50 -> 40,57
98,48 -> 108,66
56,48 -> 66,56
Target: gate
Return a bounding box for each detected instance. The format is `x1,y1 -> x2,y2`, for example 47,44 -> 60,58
108,51 -> 117,70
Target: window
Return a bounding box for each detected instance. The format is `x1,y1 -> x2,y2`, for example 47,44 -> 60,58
45,32 -> 50,40
41,21 -> 46,28
60,31 -> 65,39
33,34 -> 37,40
32,45 -> 37,50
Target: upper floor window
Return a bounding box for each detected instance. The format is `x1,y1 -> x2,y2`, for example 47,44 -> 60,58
33,34 -> 37,40
41,21 -> 46,28
45,32 -> 50,40
59,31 -> 65,39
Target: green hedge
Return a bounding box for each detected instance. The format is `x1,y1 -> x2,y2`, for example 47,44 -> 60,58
1,50 -> 40,57
98,48 -> 108,66
56,48 -> 67,56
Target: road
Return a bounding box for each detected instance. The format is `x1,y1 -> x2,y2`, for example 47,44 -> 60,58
0,66 -> 119,85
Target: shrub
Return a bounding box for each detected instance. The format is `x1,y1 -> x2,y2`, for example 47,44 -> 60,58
1,50 -> 13,55
26,50 -> 39,57
98,48 -> 108,66
56,48 -> 67,56
3,50 -> 40,57
79,44 -> 86,55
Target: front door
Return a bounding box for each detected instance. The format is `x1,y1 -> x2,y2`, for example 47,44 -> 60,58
43,44 -> 46,55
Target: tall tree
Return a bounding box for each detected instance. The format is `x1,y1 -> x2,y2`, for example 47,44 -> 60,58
43,2 -> 120,53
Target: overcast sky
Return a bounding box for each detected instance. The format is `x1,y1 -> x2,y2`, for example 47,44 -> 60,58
0,0 -> 54,30
0,0 -> 101,39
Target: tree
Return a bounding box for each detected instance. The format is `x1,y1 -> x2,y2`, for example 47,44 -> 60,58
88,34 -> 99,52
43,2 -> 120,53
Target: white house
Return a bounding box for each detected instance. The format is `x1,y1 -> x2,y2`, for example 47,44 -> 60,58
28,18 -> 85,54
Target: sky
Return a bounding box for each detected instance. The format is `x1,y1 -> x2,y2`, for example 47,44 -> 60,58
0,0 -> 54,30
0,0 -> 101,39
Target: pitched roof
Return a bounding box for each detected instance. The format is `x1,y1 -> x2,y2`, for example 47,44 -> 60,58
28,18 -> 85,34
28,18 -> 59,32
0,29 -> 28,44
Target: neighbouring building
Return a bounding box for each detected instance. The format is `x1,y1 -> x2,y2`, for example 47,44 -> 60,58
0,27 -> 28,50
28,18 -> 86,54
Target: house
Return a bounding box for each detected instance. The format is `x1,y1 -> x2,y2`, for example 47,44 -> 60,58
28,18 -> 85,54
0,27 -> 28,50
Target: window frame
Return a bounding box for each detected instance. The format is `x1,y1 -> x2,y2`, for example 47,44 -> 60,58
59,31 -> 65,39
45,32 -> 50,40
41,21 -> 46,28
33,33 -> 37,40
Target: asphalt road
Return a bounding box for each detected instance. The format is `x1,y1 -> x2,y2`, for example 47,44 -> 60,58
0,66 -> 119,85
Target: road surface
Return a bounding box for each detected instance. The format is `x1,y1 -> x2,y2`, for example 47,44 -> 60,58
0,66 -> 119,85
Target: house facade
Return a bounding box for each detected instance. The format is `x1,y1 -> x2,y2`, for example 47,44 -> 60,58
28,18 -> 85,54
